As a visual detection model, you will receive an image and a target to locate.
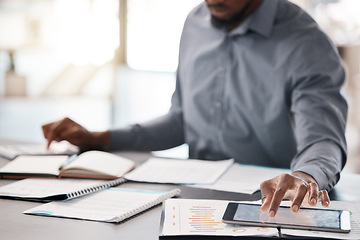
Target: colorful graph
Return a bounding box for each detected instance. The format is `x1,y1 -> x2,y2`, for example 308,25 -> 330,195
162,199 -> 279,237
188,205 -> 224,232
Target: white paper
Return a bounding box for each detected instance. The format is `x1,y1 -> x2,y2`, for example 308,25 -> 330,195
281,201 -> 360,239
24,188 -> 176,222
0,142 -> 78,160
0,155 -> 68,176
0,178 -> 105,199
161,199 -> 278,237
61,151 -> 135,177
188,163 -> 290,194
125,157 -> 234,184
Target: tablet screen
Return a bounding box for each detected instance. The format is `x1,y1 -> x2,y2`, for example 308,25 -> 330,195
233,203 -> 341,229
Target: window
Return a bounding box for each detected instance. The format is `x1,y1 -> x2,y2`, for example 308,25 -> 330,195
127,0 -> 202,72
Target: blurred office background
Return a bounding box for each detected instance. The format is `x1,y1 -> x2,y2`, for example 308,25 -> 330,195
0,0 -> 360,172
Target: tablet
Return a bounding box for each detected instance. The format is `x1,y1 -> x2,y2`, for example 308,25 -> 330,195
222,202 -> 351,233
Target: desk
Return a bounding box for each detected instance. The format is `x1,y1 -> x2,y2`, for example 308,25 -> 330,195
1,150 -> 360,240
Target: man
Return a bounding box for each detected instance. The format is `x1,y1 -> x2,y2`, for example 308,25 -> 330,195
42,0 -> 347,217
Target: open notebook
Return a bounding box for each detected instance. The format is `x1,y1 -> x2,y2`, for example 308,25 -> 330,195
0,141 -> 78,160
0,150 -> 135,179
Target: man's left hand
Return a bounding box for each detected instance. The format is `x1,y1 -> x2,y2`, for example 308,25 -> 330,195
260,171 -> 330,217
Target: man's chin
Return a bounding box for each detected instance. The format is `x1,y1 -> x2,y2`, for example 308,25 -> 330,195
209,9 -> 230,20
210,15 -> 231,29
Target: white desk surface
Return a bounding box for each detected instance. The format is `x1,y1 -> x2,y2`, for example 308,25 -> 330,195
0,143 -> 359,240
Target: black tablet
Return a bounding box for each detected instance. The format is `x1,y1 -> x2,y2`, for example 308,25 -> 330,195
222,202 -> 351,233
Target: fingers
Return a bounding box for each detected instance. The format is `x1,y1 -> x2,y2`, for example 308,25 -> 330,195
42,122 -> 57,148
260,172 -> 330,218
42,117 -> 75,148
318,190 -> 330,207
45,120 -> 65,148
260,180 -> 275,213
260,174 -> 291,216
307,182 -> 319,206
290,181 -> 308,213
267,174 -> 298,217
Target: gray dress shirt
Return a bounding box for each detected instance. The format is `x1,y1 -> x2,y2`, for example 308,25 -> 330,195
110,0 -> 347,191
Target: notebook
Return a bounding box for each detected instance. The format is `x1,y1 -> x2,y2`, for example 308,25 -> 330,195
0,150 -> 135,179
0,142 -> 78,160
24,188 -> 181,223
0,178 -> 126,201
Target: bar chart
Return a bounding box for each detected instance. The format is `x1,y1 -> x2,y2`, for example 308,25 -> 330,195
162,199 -> 279,237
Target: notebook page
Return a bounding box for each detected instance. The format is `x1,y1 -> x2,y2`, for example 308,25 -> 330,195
0,155 -> 68,176
24,188 -> 179,222
61,151 -> 135,177
124,158 -> 234,184
0,142 -> 78,160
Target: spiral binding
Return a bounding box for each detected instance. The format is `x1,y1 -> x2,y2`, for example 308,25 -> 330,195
111,188 -> 181,223
66,178 -> 127,200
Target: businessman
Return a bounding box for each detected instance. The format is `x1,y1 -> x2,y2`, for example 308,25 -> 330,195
42,0 -> 347,217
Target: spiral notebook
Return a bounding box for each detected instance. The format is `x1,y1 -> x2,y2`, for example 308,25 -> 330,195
0,178 -> 126,201
24,188 -> 181,223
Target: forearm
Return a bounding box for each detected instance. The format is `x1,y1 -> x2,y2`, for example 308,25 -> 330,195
109,111 -> 184,151
87,131 -> 111,150
290,140 -> 344,191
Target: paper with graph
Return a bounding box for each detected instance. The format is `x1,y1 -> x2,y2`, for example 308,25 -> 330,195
160,199 -> 278,237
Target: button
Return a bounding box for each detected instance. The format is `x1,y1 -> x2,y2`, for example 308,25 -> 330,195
215,101 -> 222,108
219,66 -> 225,72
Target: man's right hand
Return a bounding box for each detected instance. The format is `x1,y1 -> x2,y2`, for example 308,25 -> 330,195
42,117 -> 110,149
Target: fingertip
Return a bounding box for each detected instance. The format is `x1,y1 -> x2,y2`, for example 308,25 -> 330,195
291,204 -> 299,213
260,204 -> 268,212
322,200 -> 330,207
46,140 -> 52,149
260,198 -> 271,212
309,198 -> 317,206
269,210 -> 275,218
319,190 -> 330,207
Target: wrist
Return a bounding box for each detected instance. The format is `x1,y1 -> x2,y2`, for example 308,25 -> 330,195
292,171 -> 317,185
90,131 -> 111,150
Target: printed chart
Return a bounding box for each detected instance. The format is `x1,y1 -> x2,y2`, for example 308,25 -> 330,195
189,205 -> 223,232
162,199 -> 278,237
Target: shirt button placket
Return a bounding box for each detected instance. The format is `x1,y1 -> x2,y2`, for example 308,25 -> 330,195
215,101 -> 222,108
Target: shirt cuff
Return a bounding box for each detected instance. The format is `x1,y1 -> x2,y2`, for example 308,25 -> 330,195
291,141 -> 344,191
109,126 -> 136,151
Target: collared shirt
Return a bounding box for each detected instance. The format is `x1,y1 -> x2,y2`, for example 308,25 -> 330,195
110,0 -> 347,191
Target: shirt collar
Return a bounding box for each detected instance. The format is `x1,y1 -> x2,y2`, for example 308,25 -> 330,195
230,0 -> 279,38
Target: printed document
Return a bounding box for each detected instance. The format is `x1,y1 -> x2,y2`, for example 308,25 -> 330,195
125,157 -> 234,184
188,163 -> 290,194
161,199 -> 278,237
